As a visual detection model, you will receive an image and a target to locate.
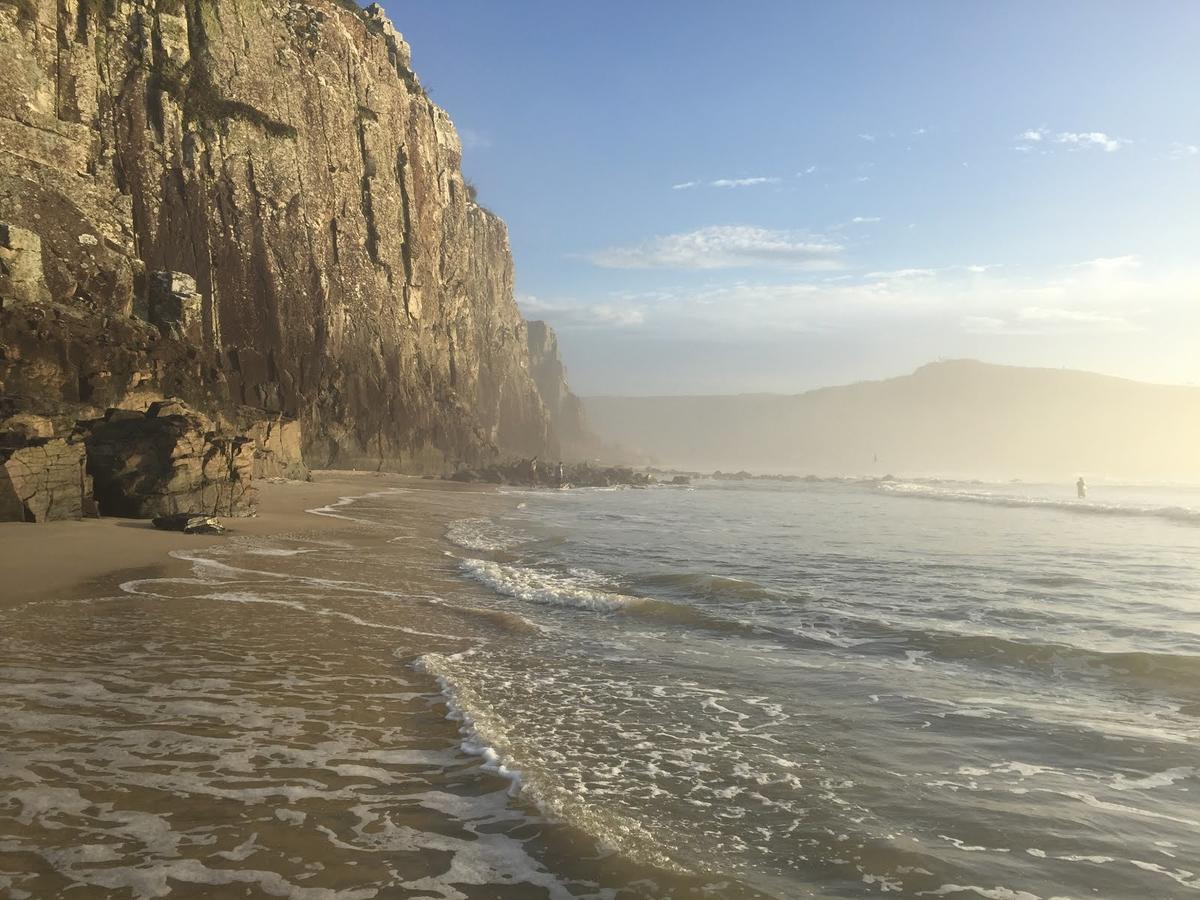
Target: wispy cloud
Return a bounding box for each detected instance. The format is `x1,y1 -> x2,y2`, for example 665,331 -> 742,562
850,216 -> 882,224
519,295 -> 645,329
711,177 -> 780,188
865,267 -> 937,280
586,225 -> 844,271
1075,255 -> 1141,273
541,255 -> 1194,342
798,166 -> 817,176
1169,142 -> 1199,159
673,176 -> 780,190
859,133 -> 877,142
963,306 -> 1135,335
1016,128 -> 1129,153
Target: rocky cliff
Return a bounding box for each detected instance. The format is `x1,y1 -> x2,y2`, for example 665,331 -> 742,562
0,0 -> 561,472
525,320 -> 594,459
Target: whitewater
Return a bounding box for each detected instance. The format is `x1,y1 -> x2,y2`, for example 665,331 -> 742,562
2,477 -> 1198,898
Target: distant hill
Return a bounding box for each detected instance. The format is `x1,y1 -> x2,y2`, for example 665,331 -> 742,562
583,360 -> 1200,481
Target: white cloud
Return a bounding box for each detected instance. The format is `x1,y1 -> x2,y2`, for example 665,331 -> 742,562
965,264 -> 1002,274
1016,128 -> 1128,153
798,166 -> 817,176
855,176 -> 871,183
710,176 -> 780,188
671,176 -> 780,190
1055,131 -> 1127,152
964,306 -> 1135,335
859,133 -> 877,142
865,267 -> 937,280
586,225 -> 845,271
1169,142 -> 1199,159
850,216 -> 882,224
1075,255 -> 1141,273
519,295 -> 645,329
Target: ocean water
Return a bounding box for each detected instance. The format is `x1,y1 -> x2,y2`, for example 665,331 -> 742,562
2,478 -> 1199,898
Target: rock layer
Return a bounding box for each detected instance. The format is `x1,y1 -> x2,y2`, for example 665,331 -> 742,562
0,0 -> 564,473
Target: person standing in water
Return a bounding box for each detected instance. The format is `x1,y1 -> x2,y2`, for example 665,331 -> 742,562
1076,476 -> 1087,499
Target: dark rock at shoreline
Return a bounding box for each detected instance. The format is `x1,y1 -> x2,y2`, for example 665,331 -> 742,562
152,513 -> 226,535
78,401 -> 258,518
448,458 -> 654,489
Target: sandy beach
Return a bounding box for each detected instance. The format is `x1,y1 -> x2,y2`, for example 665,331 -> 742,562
0,472 -> 471,607
1,471 -> 724,898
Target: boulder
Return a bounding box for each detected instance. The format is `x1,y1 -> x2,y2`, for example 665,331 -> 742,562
0,437 -> 93,522
152,513 -> 226,535
78,401 -> 258,518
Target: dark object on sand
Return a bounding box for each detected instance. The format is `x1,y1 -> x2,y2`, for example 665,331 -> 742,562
152,513 -> 226,535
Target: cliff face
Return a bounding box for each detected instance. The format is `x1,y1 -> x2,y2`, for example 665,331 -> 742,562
0,0 -> 557,470
525,320 -> 592,459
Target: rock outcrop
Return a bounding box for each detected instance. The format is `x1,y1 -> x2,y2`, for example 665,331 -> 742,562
0,0 -> 571,477
526,320 -> 594,457
449,459 -> 653,489
0,419 -> 93,521
78,401 -> 257,518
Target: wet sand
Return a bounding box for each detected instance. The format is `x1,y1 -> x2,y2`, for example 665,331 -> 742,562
0,472 -> 475,607
0,472 -> 725,898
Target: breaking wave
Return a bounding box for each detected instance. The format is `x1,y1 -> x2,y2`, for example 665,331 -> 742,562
879,482 -> 1200,525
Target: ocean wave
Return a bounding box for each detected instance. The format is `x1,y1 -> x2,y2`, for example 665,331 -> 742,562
878,482 -> 1200,525
445,517 -> 531,552
878,625 -> 1200,692
459,559 -> 635,611
634,572 -> 779,602
414,653 -> 684,875
458,560 -> 757,635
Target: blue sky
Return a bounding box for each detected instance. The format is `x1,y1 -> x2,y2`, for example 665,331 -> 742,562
386,1 -> 1200,395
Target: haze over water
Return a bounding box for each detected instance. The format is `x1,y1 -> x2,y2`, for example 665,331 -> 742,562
4,479 -> 1197,898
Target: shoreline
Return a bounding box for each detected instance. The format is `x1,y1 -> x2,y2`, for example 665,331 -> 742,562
0,471 -> 491,608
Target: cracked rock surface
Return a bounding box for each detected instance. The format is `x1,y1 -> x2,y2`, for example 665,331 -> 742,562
1,0 -> 566,473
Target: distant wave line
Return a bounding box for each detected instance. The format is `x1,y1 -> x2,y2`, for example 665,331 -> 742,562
878,482 -> 1200,525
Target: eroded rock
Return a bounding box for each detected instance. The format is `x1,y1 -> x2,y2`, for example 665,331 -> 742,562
0,0 -> 581,473
0,437 -> 92,522
78,401 -> 258,518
